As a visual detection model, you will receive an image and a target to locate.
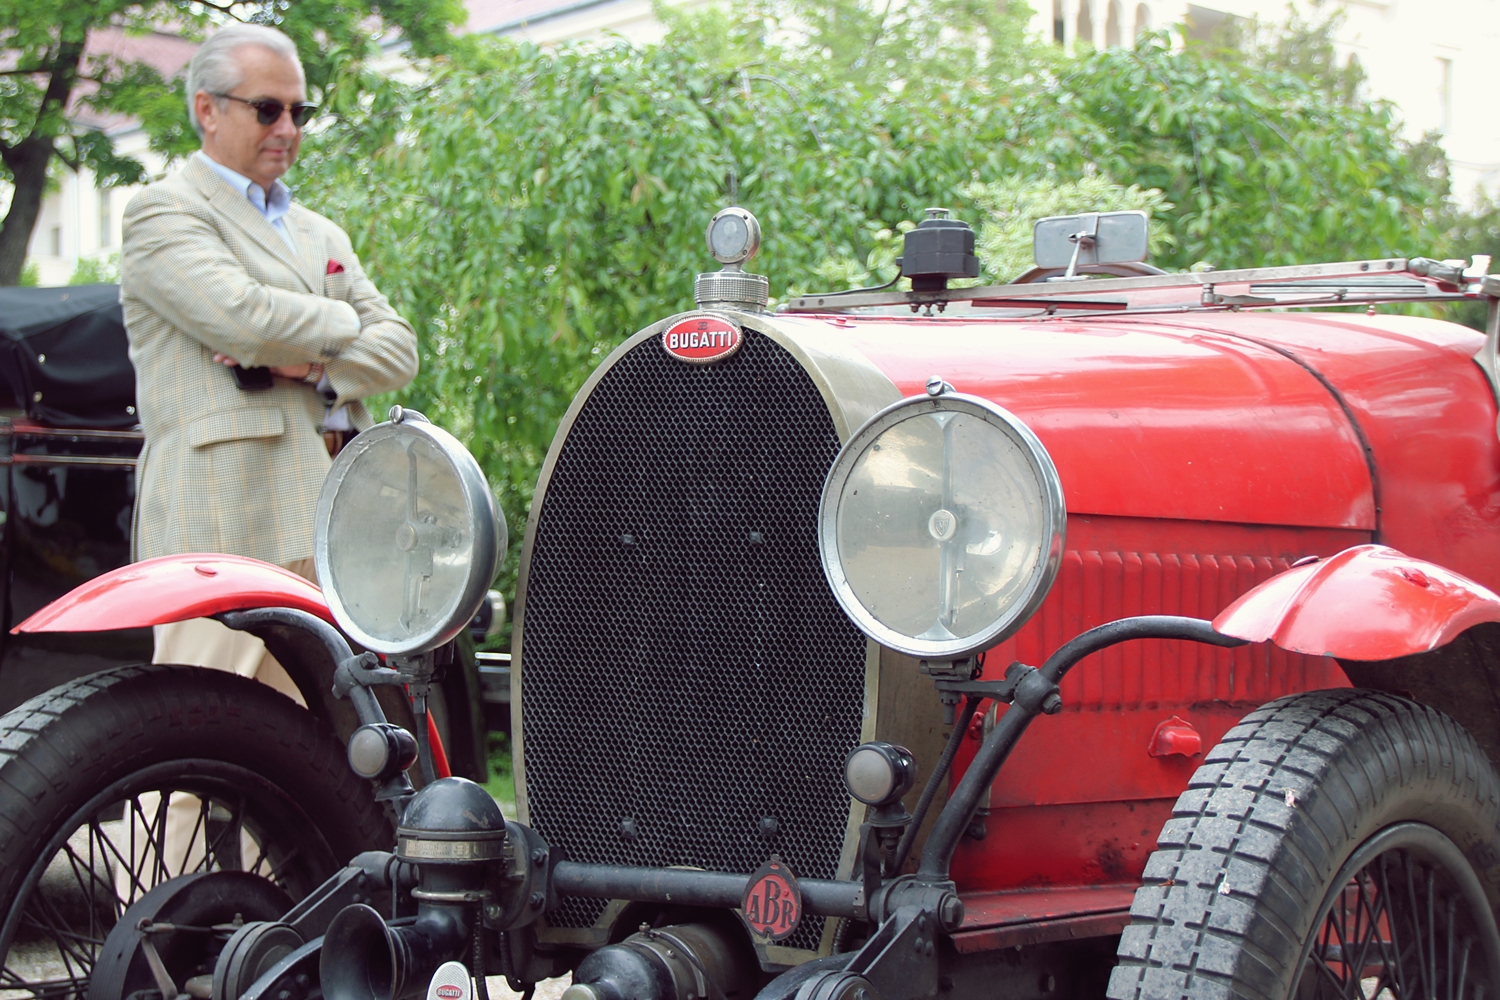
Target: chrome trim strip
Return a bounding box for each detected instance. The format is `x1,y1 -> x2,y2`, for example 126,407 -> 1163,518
786,257 -> 1478,313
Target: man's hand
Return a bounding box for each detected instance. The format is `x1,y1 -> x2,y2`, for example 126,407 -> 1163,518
214,353 -> 314,380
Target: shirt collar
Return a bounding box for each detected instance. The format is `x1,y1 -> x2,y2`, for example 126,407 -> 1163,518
196,150 -> 292,225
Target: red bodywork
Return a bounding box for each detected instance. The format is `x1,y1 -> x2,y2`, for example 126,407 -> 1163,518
783,309 -> 1500,941
1214,544 -> 1500,659
12,552 -> 455,778
12,553 -> 333,632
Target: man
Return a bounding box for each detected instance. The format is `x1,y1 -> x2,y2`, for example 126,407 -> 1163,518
121,23 -> 418,699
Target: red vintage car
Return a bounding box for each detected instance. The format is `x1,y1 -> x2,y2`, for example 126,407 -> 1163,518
3,208 -> 1499,1000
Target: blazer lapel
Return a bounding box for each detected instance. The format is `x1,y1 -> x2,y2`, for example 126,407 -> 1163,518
288,213 -> 326,294
185,157 -> 315,293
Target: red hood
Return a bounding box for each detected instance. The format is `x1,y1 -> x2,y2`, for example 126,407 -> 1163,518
776,309 -> 1500,590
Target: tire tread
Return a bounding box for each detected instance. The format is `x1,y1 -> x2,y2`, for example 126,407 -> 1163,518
1107,689 -> 1500,1000
0,664 -> 389,916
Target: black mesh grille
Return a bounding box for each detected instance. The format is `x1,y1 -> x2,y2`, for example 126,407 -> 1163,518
519,331 -> 868,952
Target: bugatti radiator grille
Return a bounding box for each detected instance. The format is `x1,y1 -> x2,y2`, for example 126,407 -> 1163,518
519,330 -> 868,952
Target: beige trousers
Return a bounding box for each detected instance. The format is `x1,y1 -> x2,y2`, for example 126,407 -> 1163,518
118,557 -> 319,904
150,556 -> 318,708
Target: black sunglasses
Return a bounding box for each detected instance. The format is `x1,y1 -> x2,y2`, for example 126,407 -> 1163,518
214,93 -> 318,127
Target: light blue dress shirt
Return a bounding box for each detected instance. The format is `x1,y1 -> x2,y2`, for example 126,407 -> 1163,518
196,151 -> 295,252
196,150 -> 352,429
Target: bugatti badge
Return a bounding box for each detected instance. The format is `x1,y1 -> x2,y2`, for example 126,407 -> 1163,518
663,315 -> 743,363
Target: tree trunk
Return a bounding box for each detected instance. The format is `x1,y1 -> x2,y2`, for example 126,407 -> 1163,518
0,36 -> 86,286
0,137 -> 57,286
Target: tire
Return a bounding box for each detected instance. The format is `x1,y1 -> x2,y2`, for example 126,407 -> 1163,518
1108,689 -> 1500,1000
0,664 -> 392,1000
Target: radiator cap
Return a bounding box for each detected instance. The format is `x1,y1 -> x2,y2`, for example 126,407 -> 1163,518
695,208 -> 769,311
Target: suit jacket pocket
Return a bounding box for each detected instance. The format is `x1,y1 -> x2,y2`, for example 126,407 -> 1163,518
323,268 -> 353,301
188,407 -> 286,448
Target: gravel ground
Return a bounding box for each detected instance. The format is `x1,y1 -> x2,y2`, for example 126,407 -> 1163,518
486,975 -> 573,999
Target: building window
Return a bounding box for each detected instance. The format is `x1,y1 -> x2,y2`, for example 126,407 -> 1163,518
1135,3 -> 1152,38
1185,5 -> 1242,45
1106,0 -> 1122,46
1054,0 -> 1066,45
1438,57 -> 1453,133
98,188 -> 111,248
49,226 -> 61,257
1076,0 -> 1094,47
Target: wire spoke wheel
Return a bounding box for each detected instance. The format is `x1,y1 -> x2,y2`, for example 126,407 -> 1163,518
0,666 -> 392,1000
1295,825 -> 1499,1000
0,763 -> 328,1000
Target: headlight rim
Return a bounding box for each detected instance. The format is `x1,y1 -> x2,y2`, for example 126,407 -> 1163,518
314,416 -> 503,657
817,391 -> 1066,661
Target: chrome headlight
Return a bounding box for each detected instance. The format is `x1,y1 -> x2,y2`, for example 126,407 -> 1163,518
314,408 -> 504,656
818,392 -> 1065,660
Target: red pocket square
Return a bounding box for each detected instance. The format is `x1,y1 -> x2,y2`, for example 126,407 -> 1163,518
326,259 -> 345,275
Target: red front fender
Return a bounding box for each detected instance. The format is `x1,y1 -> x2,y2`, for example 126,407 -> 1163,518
14,553 -> 332,633
1212,544 -> 1500,661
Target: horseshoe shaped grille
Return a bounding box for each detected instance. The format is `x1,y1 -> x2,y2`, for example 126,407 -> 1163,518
518,330 -> 868,953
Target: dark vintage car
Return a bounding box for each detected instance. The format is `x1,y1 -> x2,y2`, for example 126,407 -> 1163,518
0,284 -> 500,751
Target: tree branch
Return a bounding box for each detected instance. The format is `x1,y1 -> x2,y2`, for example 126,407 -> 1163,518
28,38 -> 87,144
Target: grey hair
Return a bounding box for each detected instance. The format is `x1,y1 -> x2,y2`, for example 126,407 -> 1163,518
185,24 -> 303,137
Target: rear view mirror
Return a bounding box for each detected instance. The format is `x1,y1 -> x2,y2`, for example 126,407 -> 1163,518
1033,211 -> 1150,272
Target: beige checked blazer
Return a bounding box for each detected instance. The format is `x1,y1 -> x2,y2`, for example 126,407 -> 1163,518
121,155 -> 418,567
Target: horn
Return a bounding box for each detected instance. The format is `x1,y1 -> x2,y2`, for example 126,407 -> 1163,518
320,904 -> 467,1000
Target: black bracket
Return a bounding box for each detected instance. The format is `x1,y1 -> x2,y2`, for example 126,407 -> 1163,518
332,651 -> 403,697
934,661 -> 1061,715
778,903 -> 950,1000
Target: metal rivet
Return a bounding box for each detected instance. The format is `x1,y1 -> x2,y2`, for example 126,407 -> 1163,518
529,891 -> 545,908
532,848 -> 548,867
748,531 -> 764,545
620,533 -> 635,546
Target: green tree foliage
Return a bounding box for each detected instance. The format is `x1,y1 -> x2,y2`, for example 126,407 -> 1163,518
294,6 -> 1447,615
687,0 -> 1035,96
968,176 -> 1175,281
1033,33 -> 1440,270
0,0 -> 464,286
1210,0 -> 1366,107
68,252 -> 118,284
